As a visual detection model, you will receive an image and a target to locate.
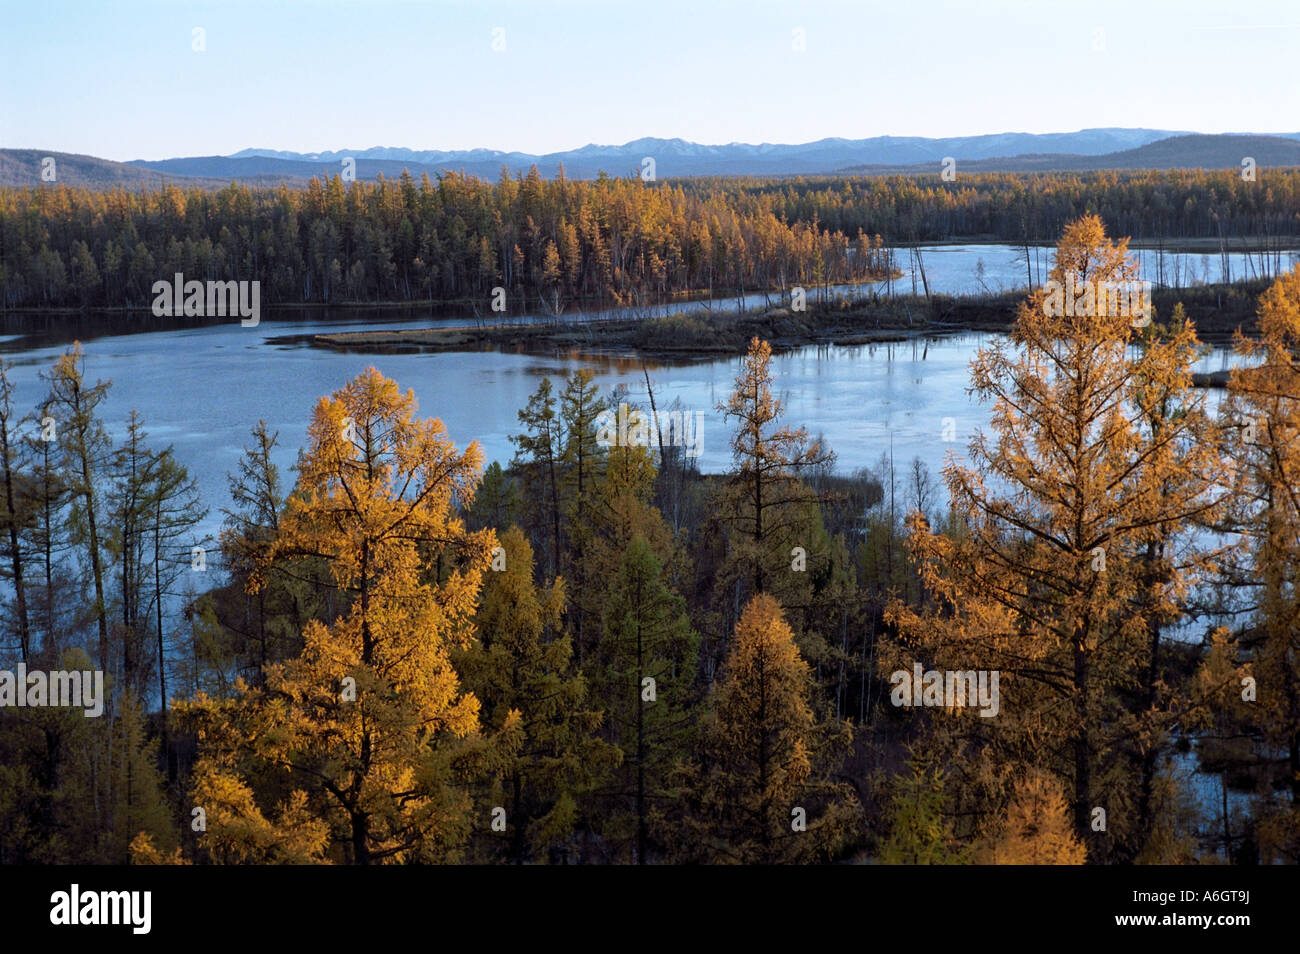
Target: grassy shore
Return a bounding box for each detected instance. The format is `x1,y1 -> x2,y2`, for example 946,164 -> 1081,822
313,279 -> 1272,359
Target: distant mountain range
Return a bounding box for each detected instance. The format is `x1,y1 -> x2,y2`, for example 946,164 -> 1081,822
837,134 -> 1300,175
215,128 -> 1186,177
4,129 -> 1300,189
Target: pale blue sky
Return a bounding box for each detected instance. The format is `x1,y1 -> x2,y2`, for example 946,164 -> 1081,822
2,0 -> 1297,161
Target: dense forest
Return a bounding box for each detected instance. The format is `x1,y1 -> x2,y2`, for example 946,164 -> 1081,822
0,216 -> 1297,865
683,167 -> 1300,247
3,167 -> 1300,312
0,170 -> 895,313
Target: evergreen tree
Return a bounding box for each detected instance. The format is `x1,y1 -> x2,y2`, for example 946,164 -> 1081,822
511,377 -> 563,580
677,594 -> 856,863
0,363 -> 33,658
218,421 -> 320,682
464,460 -> 520,533
878,756 -> 967,864
455,526 -> 616,863
559,369 -> 607,653
595,535 -> 698,863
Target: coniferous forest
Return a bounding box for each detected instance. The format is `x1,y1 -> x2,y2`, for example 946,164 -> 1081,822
5,13 -> 1300,944
1,210 -> 1298,869
4,166 -> 1299,312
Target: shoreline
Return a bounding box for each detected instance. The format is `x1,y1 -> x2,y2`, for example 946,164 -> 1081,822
311,280 -> 1270,364
4,236 -> 1294,318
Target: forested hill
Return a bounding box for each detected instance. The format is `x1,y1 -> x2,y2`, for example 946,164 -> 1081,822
3,166 -> 1299,312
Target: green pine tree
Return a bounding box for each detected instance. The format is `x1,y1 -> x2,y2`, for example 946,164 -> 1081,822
595,535 -> 699,863
455,526 -> 617,863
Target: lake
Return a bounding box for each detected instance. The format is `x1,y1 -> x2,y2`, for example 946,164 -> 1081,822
0,243 -> 1274,550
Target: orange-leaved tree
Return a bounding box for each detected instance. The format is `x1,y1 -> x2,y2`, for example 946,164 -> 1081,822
677,593 -> 856,863
886,215 -> 1221,860
1219,265 -> 1300,862
713,336 -> 835,673
177,367 -> 516,864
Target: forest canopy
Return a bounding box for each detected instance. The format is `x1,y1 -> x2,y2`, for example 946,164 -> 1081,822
0,215 -> 1297,865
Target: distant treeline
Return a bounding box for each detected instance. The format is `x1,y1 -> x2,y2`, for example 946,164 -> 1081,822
3,166 -> 1299,313
0,170 -> 894,312
685,167 -> 1300,245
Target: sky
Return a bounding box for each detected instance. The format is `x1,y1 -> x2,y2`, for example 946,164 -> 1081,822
2,0 -> 1298,161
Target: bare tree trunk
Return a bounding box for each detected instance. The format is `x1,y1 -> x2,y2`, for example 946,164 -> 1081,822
0,387 -> 30,659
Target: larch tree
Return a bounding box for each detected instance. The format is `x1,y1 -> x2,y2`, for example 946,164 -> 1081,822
1219,265 -> 1300,862
713,336 -> 836,699
718,337 -> 834,601
975,770 -> 1087,865
44,343 -> 112,674
177,367 -> 512,864
678,593 -> 856,863
1124,302 -> 1223,856
886,215 -> 1220,859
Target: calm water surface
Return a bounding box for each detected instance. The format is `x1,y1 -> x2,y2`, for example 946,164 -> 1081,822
0,242 -> 1273,545
0,317 -> 1239,549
